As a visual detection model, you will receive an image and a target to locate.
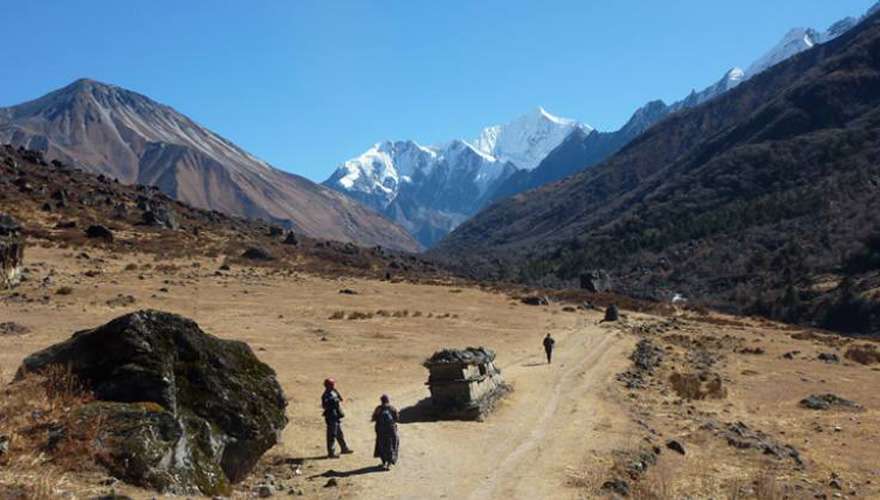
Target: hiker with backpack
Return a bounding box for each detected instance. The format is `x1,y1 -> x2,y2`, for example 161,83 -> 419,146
322,378 -> 353,458
371,394 -> 400,470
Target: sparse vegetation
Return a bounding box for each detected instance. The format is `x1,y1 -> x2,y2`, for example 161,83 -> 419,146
0,367 -> 103,497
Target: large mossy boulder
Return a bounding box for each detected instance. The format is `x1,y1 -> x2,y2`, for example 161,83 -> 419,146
0,213 -> 24,289
16,310 -> 288,495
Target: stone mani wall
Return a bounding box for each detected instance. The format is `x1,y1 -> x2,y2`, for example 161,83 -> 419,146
426,361 -> 506,415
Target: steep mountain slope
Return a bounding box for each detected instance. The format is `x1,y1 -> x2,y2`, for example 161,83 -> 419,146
0,79 -> 421,252
433,11 -> 880,336
491,4 -> 877,200
489,100 -> 670,201
323,108 -> 584,247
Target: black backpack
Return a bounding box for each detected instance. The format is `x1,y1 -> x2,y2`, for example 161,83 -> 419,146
377,407 -> 395,430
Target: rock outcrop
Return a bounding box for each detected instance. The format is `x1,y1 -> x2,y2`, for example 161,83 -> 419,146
16,310 -> 288,495
580,270 -> 612,293
0,214 -> 24,289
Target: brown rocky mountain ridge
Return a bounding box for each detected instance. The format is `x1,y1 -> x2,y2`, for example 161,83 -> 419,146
433,11 -> 880,337
0,79 -> 421,252
0,145 -> 439,280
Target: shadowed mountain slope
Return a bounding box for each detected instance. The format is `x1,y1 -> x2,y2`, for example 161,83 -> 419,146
432,12 -> 880,336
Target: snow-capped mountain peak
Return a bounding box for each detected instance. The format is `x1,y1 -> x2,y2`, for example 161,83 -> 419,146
745,28 -> 822,77
472,107 -> 592,170
330,139 -> 438,206
323,106 -> 589,246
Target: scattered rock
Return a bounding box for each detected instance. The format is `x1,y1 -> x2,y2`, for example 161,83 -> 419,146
579,270 -> 612,293
0,213 -> 24,289
799,394 -> 862,411
0,435 -> 9,455
666,439 -> 686,455
739,347 -> 765,355
617,339 -> 664,389
817,352 -> 840,363
717,421 -> 802,465
111,203 -> 128,220
142,205 -> 179,230
338,289 -> 358,295
255,484 -> 273,497
0,321 -> 31,336
324,478 -> 338,488
242,247 -> 274,261
520,296 -> 549,306
85,224 -> 114,241
15,310 -> 288,495
601,479 -> 629,496
602,304 -> 620,322
282,232 -> 298,246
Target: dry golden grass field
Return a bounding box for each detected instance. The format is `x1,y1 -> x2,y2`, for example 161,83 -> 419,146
1,246 -> 878,499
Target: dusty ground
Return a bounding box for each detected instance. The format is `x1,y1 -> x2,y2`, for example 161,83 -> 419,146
2,245 -> 879,499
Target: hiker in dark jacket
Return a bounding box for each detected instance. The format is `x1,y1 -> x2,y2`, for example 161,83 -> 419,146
322,378 -> 353,458
371,394 -> 400,470
543,333 -> 556,364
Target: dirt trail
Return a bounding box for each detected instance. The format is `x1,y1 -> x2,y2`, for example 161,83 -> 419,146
312,321 -> 631,499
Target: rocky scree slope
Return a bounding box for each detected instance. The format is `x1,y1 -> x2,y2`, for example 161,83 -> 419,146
433,11 -> 880,337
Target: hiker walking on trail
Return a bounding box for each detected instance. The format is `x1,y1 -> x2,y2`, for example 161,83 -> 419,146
543,333 -> 556,364
322,378 -> 353,458
371,394 -> 400,470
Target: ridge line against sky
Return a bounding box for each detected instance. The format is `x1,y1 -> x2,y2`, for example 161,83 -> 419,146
0,0 -> 875,181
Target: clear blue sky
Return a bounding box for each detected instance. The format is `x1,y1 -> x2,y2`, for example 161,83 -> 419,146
0,1 -> 874,181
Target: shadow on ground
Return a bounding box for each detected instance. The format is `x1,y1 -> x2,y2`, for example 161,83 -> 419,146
311,465 -> 387,479
399,398 -> 439,424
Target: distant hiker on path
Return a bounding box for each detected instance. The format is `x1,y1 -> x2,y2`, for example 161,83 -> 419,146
543,333 -> 556,364
322,378 -> 353,458
371,394 -> 400,470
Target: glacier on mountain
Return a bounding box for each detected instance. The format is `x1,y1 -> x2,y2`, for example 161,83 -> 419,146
324,107 -> 587,246
472,107 -> 592,170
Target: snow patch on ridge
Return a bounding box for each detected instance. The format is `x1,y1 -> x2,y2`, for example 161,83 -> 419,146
472,107 -> 592,170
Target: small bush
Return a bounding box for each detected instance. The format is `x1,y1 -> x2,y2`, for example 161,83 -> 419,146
55,286 -> 73,296
845,344 -> 880,365
328,310 -> 345,320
